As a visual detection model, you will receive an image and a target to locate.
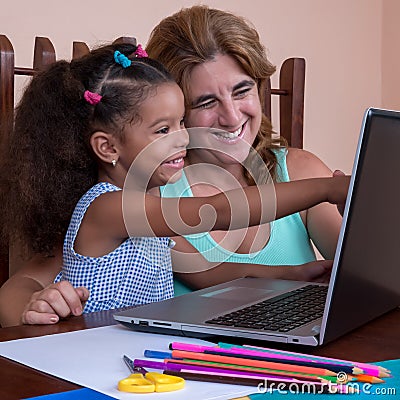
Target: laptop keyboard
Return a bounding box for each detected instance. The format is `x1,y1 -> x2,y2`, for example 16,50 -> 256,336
205,284 -> 327,333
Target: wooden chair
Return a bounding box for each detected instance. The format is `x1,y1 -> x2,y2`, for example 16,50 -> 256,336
0,35 -> 57,287
72,36 -> 137,59
0,35 -> 55,145
264,58 -> 305,149
0,35 -> 137,287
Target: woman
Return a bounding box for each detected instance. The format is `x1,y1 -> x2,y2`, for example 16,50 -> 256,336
146,5 -> 342,294
0,6 -> 344,327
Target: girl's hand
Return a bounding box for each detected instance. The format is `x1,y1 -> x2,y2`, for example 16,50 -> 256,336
332,169 -> 347,216
21,281 -> 89,325
325,173 -> 350,215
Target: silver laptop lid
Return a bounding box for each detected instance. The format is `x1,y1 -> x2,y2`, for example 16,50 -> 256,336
320,108 -> 400,344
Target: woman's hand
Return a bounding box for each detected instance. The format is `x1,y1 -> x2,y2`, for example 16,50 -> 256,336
21,281 -> 89,325
288,260 -> 333,283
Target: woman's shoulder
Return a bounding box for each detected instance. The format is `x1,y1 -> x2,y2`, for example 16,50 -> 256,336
285,147 -> 333,180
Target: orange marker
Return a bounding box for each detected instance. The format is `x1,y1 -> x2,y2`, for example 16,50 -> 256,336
352,374 -> 385,384
171,358 -> 335,382
171,350 -> 337,377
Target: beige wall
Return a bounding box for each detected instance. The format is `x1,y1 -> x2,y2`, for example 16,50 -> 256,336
382,0 -> 400,111
1,0 -> 398,173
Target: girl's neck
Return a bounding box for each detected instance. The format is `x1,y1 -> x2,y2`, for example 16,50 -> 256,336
186,151 -> 249,189
97,169 -> 125,190
98,169 -> 152,192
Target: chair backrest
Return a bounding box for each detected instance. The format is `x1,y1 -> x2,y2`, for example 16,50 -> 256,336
0,35 -> 137,287
0,35 -> 56,145
0,35 -> 56,287
72,36 -> 137,60
263,57 -> 305,149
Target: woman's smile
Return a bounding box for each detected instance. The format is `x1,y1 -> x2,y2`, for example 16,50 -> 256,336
209,120 -> 248,144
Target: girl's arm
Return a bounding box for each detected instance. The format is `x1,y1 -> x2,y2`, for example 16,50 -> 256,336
0,244 -> 88,327
77,176 -> 349,254
286,148 -> 343,259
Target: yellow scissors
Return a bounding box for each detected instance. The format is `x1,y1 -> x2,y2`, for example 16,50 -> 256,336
118,355 -> 185,393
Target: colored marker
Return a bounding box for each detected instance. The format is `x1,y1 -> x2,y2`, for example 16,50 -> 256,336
170,358 -> 348,383
144,350 -> 173,359
218,342 -> 390,377
172,349 -> 338,376
168,343 -> 363,375
134,357 -> 320,384
163,369 -> 354,393
133,358 -> 353,393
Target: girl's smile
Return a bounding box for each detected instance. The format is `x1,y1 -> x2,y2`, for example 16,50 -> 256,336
162,153 -> 186,169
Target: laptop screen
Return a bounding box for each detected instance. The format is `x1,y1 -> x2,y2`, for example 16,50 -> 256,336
321,108 -> 400,344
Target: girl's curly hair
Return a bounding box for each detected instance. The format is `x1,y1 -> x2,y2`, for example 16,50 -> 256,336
0,42 -> 174,257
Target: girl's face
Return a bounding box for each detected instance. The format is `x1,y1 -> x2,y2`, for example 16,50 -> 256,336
184,54 -> 262,166
119,82 -> 188,189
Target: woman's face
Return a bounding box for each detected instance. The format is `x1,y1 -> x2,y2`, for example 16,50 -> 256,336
184,54 -> 262,165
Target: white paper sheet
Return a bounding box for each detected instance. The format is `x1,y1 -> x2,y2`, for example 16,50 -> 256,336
0,325 -> 256,399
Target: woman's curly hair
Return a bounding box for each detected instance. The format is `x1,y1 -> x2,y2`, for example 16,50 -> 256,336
0,42 -> 174,257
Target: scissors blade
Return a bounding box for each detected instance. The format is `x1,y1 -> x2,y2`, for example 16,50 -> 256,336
123,354 -> 148,374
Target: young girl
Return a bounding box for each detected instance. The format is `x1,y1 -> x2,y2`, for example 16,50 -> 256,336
0,43 -> 349,323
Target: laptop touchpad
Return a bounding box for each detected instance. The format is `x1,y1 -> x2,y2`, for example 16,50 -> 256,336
201,286 -> 273,301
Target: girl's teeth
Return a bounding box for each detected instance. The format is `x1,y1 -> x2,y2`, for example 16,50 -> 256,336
168,157 -> 183,164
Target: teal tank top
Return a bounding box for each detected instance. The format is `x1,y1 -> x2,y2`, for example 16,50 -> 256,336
160,149 -> 316,295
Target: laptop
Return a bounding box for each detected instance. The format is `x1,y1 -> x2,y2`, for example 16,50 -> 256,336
114,108 -> 400,346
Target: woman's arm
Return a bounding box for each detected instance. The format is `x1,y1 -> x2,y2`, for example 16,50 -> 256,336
0,244 -> 88,327
171,236 -> 332,290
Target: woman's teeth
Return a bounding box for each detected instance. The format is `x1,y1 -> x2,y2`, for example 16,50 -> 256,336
213,126 -> 243,139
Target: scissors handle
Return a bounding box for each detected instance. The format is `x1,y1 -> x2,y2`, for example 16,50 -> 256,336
147,372 -> 185,392
118,373 -> 155,393
118,372 -> 185,393
119,355 -> 185,393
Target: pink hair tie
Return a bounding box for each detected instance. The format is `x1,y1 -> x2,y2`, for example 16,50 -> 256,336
84,90 -> 102,105
134,44 -> 148,58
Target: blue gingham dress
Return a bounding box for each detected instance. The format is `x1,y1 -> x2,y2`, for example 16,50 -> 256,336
54,182 -> 174,313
